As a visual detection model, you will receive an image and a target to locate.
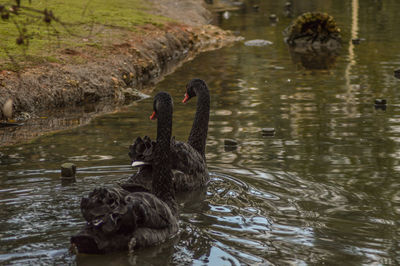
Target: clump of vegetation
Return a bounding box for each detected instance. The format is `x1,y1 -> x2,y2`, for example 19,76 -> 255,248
285,12 -> 341,45
0,0 -> 169,70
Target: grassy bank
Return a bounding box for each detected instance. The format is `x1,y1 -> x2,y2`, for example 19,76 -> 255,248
0,0 -> 170,70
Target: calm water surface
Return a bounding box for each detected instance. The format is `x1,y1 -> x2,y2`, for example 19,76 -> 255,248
2,0 -> 400,265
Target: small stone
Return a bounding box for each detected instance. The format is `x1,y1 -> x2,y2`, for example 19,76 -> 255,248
394,69 -> 400,79
261,128 -> 275,136
61,163 -> 76,179
252,5 -> 259,11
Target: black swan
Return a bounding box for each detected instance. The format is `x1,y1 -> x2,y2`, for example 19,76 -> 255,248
183,78 -> 210,160
122,79 -> 210,193
70,92 -> 178,254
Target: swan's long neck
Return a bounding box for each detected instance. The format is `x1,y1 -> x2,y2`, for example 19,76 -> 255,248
152,107 -> 175,210
188,88 -> 210,159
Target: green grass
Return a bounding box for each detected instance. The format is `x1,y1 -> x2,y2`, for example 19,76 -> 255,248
0,0 -> 171,69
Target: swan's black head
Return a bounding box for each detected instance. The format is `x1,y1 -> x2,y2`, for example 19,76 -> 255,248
182,78 -> 207,103
150,91 -> 173,120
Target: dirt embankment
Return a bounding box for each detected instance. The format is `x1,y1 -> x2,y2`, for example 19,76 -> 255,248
0,0 -> 239,146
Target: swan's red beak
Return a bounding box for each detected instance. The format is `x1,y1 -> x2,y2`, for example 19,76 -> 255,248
149,111 -> 157,120
182,93 -> 190,103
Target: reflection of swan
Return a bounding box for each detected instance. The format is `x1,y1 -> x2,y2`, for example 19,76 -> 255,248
71,92 -> 178,254
122,79 -> 210,193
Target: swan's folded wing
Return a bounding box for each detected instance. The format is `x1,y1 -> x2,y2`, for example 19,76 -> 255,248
125,192 -> 177,229
126,193 -> 178,251
171,138 -> 207,175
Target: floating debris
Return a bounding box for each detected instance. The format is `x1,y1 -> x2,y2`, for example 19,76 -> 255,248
61,163 -> 77,181
244,39 -> 273,47
261,128 -> 275,136
395,69 -> 400,79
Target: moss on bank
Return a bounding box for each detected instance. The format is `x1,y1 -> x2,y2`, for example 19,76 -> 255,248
0,0 -> 170,69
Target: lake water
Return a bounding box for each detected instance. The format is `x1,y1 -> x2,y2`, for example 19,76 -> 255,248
1,0 -> 400,265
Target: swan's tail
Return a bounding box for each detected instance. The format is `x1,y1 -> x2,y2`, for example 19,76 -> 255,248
129,136 -> 155,167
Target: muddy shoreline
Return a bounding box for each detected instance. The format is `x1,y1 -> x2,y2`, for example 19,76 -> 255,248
0,0 -> 240,147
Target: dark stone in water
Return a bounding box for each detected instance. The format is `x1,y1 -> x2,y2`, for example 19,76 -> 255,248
374,99 -> 387,111
224,145 -> 237,152
374,99 -> 387,105
374,104 -> 386,111
394,69 -> 400,79
224,139 -> 237,151
252,5 -> 259,11
262,128 -> 275,136
61,163 -> 77,180
224,139 -> 238,146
